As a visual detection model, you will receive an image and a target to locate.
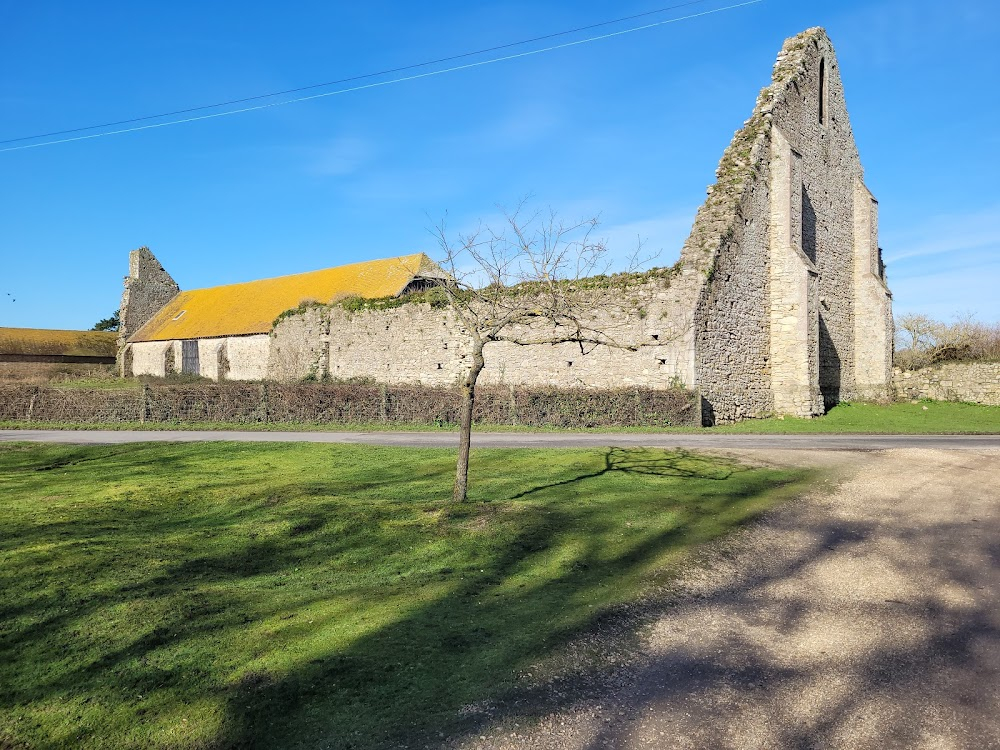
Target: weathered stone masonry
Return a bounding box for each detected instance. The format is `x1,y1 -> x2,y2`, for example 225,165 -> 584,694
893,363 -> 1000,406
267,278 -> 694,389
120,28 -> 893,424
118,248 -> 179,375
688,27 -> 892,422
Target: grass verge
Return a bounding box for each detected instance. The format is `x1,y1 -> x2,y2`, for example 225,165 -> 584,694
1,400 -> 999,434
713,400 -> 1000,433
0,442 -> 812,749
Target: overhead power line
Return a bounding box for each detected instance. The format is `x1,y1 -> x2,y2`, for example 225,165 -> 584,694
2,0 -> 712,147
2,0 -> 762,153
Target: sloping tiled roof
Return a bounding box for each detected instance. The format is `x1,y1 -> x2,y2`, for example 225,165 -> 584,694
130,253 -> 443,342
0,328 -> 117,358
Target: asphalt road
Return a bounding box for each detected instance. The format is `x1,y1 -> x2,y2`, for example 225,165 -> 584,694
2,429 -> 1000,450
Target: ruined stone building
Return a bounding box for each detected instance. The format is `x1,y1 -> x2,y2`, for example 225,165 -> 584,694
118,27 -> 892,423
118,252 -> 447,381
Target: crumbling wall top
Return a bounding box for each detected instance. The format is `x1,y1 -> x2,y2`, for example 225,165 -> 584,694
677,27 -> 832,275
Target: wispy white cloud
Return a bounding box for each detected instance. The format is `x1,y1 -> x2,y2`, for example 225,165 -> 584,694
891,261 -> 1000,322
882,203 -> 1000,263
596,213 -> 695,270
884,203 -> 1000,322
449,100 -> 563,153
305,136 -> 376,177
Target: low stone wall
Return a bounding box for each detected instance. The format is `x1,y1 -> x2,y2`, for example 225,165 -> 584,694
893,363 -> 1000,406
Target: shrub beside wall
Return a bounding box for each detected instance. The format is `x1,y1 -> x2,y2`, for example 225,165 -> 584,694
0,382 -> 700,428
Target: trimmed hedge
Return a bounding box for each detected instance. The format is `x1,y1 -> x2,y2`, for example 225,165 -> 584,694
0,382 -> 699,428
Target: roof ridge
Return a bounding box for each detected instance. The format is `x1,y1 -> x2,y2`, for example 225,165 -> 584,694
179,252 -> 429,295
127,252 -> 435,342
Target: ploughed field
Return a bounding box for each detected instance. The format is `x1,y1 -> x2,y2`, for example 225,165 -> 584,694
0,442 -> 812,749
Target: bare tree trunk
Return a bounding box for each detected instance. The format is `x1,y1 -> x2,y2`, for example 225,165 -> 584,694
454,345 -> 485,503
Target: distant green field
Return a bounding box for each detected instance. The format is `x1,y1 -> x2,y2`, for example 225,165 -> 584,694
0,442 -> 811,749
3,399 -> 1000,434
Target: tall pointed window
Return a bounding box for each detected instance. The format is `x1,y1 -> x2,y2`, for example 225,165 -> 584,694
819,57 -> 826,125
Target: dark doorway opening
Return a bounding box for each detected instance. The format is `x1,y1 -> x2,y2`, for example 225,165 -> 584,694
818,316 -> 841,409
802,186 -> 818,264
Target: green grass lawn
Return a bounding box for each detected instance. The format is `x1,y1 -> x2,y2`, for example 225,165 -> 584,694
712,399 -> 1000,433
0,442 -> 812,749
3,399 -> 1000,434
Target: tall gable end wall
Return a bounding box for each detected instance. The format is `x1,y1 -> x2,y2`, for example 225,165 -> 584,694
689,27 -> 891,422
118,247 -> 180,374
770,31 -> 863,410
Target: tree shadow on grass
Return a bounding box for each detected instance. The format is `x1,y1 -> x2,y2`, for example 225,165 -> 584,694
509,447 -> 738,500
205,452 -> 805,749
0,444 -> 810,750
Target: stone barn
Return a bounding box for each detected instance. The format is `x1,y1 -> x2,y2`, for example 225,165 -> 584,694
118,252 -> 448,381
118,27 -> 893,423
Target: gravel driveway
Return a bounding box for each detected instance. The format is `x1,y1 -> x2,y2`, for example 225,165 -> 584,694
448,448 -> 1000,749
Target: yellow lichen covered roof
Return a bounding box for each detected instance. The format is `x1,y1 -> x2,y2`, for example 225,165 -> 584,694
130,253 -> 441,342
0,327 -> 117,357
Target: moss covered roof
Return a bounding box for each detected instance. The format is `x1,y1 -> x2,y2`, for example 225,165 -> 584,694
0,328 -> 117,357
130,253 -> 442,342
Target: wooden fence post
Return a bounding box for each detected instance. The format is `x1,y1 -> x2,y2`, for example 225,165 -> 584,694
27,388 -> 38,423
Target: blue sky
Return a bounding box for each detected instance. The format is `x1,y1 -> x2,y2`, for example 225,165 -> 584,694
2,0 -> 998,330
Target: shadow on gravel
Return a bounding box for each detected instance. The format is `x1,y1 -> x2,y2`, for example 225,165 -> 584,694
441,453 -> 1000,750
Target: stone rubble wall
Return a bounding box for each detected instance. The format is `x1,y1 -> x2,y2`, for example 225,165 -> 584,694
268,279 -> 697,390
767,126 -> 822,418
851,181 -> 893,399
267,306 -> 330,381
118,248 -> 180,372
128,340 -> 171,377
685,27 -> 892,423
893,363 -> 1000,406
770,30 -> 864,409
693,145 -> 775,424
127,335 -> 269,381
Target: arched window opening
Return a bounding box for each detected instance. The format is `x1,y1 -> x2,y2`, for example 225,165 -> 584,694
819,57 -> 826,125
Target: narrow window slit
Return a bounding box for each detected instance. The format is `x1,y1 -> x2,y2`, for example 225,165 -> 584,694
819,57 -> 826,125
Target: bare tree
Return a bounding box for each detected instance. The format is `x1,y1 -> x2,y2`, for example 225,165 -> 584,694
894,313 -> 938,369
432,201 -> 660,502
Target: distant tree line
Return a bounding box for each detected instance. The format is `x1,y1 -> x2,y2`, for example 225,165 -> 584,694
91,310 -> 120,332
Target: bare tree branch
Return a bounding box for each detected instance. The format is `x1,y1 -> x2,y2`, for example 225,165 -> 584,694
428,200 -> 674,502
